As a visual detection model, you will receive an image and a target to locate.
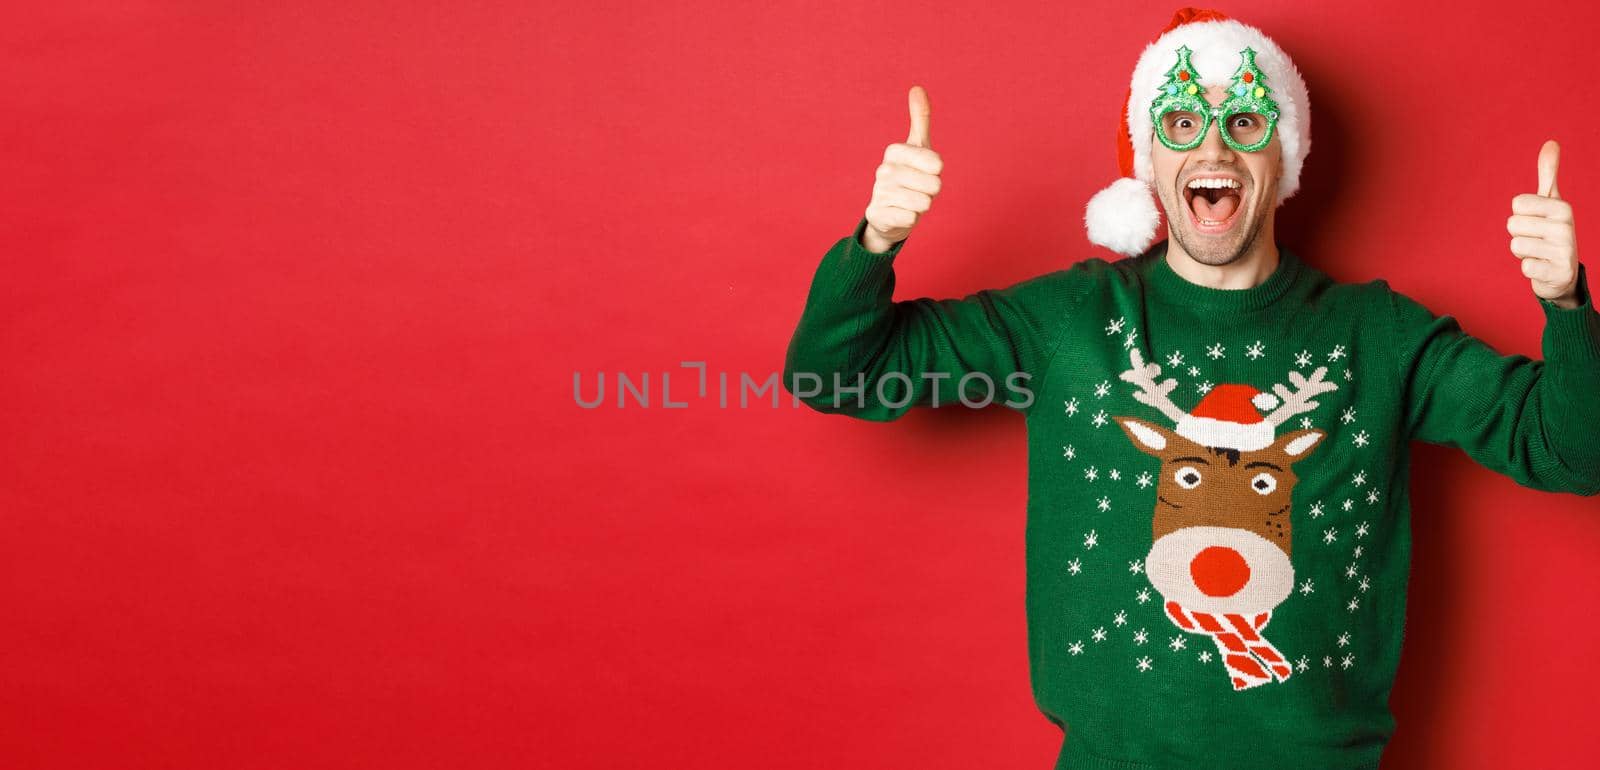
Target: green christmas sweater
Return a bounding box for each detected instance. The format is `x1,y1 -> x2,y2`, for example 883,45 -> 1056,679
783,217 -> 1600,770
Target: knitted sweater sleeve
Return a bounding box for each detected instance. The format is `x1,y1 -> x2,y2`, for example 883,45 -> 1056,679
1392,262 -> 1600,495
782,217 -> 1091,422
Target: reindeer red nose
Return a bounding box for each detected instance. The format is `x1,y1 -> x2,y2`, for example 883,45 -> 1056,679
1190,546 -> 1251,597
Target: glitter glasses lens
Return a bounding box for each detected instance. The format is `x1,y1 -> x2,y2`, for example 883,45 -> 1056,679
1158,110 -> 1209,150
1220,112 -> 1273,152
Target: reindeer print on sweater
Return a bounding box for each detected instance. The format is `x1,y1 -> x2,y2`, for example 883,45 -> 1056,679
1115,348 -> 1335,690
1056,318 -> 1378,695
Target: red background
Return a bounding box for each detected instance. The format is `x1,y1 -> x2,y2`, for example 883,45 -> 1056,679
4,1 -> 1599,768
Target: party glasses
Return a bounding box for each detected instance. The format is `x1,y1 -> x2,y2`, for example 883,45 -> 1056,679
1150,45 -> 1281,154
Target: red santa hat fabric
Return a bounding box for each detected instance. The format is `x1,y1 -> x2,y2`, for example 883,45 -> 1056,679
1174,383 -> 1281,451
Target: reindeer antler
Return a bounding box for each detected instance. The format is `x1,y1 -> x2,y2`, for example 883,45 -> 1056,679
1118,348 -> 1190,424
1262,366 -> 1340,426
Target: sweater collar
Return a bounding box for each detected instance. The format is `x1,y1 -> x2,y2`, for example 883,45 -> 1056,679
1145,239 -> 1302,313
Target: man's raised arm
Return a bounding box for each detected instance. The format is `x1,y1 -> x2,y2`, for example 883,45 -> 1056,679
782,86 -> 1091,422
1396,140 -> 1600,495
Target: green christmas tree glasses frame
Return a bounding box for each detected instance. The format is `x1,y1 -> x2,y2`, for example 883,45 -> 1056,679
1150,45 -> 1281,154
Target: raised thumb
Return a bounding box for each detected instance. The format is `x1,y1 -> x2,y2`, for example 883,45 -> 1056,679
907,85 -> 931,148
1537,139 -> 1560,199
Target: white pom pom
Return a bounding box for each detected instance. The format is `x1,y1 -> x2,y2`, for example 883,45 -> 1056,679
1084,177 -> 1160,257
1252,392 -> 1280,411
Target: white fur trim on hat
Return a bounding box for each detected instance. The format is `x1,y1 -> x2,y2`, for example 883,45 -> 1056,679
1174,413 -> 1275,452
1085,177 -> 1160,257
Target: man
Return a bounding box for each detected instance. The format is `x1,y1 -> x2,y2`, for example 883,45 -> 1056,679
782,8 -> 1598,769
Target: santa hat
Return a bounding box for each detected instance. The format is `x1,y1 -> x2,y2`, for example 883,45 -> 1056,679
1084,8 -> 1311,256
1174,383 -> 1281,451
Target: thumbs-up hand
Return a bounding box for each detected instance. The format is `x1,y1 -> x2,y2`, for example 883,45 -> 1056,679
861,85 -> 944,253
1508,140 -> 1581,308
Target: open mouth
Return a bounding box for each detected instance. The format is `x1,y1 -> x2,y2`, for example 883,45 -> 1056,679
1183,178 -> 1245,235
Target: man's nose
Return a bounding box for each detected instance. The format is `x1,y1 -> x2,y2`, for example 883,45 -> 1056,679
1194,111 -> 1236,161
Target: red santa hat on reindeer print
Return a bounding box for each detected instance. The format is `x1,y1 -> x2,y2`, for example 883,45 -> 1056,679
1084,7 -> 1312,256
1175,383 -> 1281,452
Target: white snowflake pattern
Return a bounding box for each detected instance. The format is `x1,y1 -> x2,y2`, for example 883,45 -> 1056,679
1323,528 -> 1338,545
1295,656 -> 1311,673
1097,496 -> 1112,512
1187,365 -> 1201,377
1366,489 -> 1380,505
1133,628 -> 1149,645
1355,522 -> 1369,539
1064,397 -> 1080,416
1135,471 -> 1153,488
1198,650 -> 1213,663
1083,530 -> 1099,549
1105,316 -> 1127,336
1300,417 -> 1314,430
1124,330 -> 1139,350
1341,407 -> 1357,425
1342,499 -> 1355,512
1084,466 -> 1099,482
1113,610 -> 1128,627
1092,410 -> 1109,428
1197,380 -> 1214,395
1168,636 -> 1187,651
1341,654 -> 1355,670
1135,588 -> 1152,604
1067,558 -> 1082,575
1309,501 -> 1326,519
1206,343 -> 1226,360
1294,350 -> 1312,368
1353,545 -> 1364,558
1323,656 -> 1333,669
1094,380 -> 1111,398
1068,640 -> 1084,656
1347,597 -> 1361,612
1108,468 -> 1121,481
1136,656 -> 1153,672
1328,344 -> 1347,361
1352,430 -> 1370,448
1062,444 -> 1076,460
1298,578 -> 1315,596
1245,340 -> 1266,359
1352,470 -> 1367,487
1337,632 -> 1351,647
1343,368 -> 1353,381
1345,563 -> 1359,579
1092,627 -> 1108,642
1128,560 -> 1144,575
1166,350 -> 1185,367
1358,576 -> 1371,593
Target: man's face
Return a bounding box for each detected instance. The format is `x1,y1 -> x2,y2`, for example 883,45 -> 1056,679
1151,84 -> 1284,266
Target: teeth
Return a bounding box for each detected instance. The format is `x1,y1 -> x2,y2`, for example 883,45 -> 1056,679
1186,178 -> 1241,190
